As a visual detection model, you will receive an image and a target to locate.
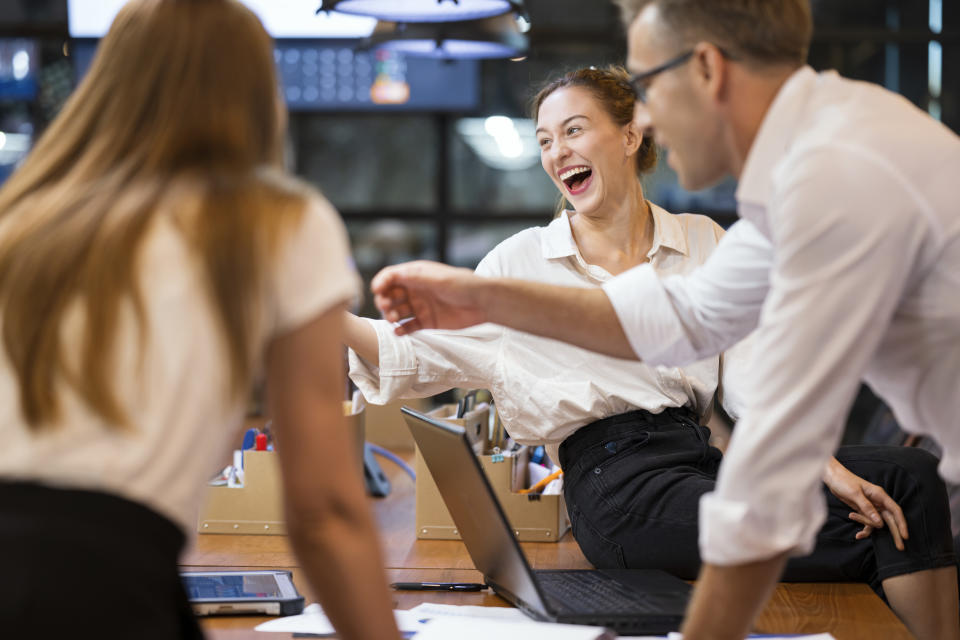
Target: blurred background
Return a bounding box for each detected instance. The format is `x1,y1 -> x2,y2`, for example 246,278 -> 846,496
0,0 -> 957,320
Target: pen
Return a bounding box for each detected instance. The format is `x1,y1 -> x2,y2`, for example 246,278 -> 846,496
392,315 -> 417,330
390,582 -> 487,592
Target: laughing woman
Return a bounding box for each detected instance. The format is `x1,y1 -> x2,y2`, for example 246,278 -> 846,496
344,66 -> 957,637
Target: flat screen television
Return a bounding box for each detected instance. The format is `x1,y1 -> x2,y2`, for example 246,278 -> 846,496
67,0 -> 479,112
68,0 -> 377,39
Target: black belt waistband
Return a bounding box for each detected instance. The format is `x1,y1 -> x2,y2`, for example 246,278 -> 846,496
0,481 -> 186,561
559,406 -> 701,467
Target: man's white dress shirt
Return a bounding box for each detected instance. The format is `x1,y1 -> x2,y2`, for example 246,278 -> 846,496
603,66 -> 960,565
350,205 -> 740,463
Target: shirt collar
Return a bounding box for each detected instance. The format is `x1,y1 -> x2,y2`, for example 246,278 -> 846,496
540,212 -> 580,260
736,66 -> 819,218
540,204 -> 688,261
647,201 -> 688,258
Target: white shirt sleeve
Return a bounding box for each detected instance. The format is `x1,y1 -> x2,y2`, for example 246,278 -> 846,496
699,147 -> 930,565
716,335 -> 754,423
347,320 -> 502,404
602,220 -> 772,366
271,196 -> 361,336
347,249 -> 508,405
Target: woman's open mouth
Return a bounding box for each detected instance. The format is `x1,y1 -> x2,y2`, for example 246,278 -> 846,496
560,165 -> 593,195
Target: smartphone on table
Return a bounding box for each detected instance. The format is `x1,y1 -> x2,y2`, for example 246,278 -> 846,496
180,570 -> 304,616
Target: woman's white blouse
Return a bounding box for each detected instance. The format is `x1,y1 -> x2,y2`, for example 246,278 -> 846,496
349,205 -> 741,462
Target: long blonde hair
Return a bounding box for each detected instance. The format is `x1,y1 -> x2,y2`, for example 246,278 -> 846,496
0,0 -> 305,429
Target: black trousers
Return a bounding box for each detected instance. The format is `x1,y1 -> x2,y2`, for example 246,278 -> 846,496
558,408 -> 957,598
0,481 -> 205,639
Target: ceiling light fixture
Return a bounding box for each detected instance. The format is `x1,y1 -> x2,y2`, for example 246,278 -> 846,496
319,0 -> 522,23
362,13 -> 527,59
318,1 -> 530,60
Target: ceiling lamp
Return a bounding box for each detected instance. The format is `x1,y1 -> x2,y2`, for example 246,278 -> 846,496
319,0 -> 522,23
363,13 -> 527,59
318,0 -> 529,59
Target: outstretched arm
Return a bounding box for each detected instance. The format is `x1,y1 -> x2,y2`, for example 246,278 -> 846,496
373,221 -> 773,366
371,260 -> 638,360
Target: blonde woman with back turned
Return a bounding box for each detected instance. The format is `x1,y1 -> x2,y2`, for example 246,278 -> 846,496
0,1 -> 399,638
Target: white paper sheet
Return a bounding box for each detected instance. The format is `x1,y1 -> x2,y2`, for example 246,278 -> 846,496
254,603 -> 424,635
411,616 -> 614,639
406,602 -> 531,622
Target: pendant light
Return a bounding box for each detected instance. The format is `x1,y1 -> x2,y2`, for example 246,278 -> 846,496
319,0 -> 529,59
320,0 -> 521,23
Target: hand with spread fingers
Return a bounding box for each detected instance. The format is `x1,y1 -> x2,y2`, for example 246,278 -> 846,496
823,456 -> 908,550
371,261 -> 487,335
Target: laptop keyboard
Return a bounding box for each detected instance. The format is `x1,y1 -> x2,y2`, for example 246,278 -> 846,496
536,571 -> 661,615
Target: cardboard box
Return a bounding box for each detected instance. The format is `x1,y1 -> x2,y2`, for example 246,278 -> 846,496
197,401 -> 364,535
363,397 -> 432,450
414,405 -> 570,542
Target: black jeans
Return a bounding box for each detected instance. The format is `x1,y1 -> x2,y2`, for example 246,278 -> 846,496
0,481 -> 205,639
558,408 -> 957,598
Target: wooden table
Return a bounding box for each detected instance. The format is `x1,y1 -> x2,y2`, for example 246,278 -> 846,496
182,449 -> 915,639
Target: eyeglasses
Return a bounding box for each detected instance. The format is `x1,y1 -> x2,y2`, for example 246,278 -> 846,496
628,50 -> 694,103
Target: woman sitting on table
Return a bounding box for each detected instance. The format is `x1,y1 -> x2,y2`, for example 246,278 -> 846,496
0,1 -> 398,638
344,66 -> 958,637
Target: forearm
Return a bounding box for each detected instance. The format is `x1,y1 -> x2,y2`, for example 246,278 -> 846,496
287,500 -> 398,640
267,307 -> 398,639
478,278 -> 638,360
280,399 -> 397,640
681,554 -> 788,640
342,311 -> 379,366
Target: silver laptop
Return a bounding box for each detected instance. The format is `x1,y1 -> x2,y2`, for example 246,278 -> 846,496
402,406 -> 690,635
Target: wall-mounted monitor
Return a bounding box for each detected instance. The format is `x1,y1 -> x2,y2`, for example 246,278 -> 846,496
67,0 -> 377,39
67,1 -> 480,112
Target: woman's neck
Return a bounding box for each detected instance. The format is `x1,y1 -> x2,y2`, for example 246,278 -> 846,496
568,187 -> 654,276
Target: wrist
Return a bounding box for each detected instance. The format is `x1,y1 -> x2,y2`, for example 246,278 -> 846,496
822,457 -> 842,484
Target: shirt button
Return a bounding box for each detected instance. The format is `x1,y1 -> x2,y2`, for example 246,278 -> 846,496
594,467 -> 602,475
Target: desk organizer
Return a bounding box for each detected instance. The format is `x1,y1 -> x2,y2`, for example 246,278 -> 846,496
197,401 -> 364,535
414,404 -> 570,542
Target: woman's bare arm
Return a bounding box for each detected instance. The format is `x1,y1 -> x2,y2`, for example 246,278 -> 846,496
342,311 -> 380,366
266,305 -> 399,640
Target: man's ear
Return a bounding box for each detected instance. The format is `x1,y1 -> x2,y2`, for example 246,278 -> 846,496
692,42 -> 729,103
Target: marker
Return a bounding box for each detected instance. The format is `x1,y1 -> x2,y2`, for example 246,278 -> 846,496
241,427 -> 259,450
390,582 -> 487,592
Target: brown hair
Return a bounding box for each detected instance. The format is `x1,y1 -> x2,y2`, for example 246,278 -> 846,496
0,0 -> 307,429
614,0 -> 812,67
531,65 -> 657,179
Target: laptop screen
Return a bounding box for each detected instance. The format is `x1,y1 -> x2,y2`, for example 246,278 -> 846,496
401,407 -> 550,616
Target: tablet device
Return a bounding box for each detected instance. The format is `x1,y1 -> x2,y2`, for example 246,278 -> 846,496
180,570 -> 305,616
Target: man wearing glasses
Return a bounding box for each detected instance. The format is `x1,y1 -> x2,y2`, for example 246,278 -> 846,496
372,1 -> 960,638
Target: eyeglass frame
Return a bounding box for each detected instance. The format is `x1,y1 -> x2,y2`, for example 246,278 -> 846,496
628,46 -> 734,103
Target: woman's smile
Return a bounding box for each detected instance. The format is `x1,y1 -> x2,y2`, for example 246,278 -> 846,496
559,164 -> 594,195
